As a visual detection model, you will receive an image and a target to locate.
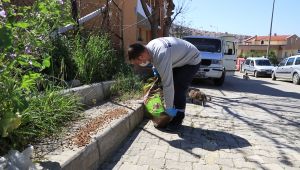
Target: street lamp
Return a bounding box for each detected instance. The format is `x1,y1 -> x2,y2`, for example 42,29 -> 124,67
266,0 -> 276,58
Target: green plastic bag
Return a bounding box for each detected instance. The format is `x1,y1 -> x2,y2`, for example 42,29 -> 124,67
143,77 -> 171,128
143,77 -> 165,117
145,94 -> 165,117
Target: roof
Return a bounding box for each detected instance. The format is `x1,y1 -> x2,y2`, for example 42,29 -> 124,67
244,35 -> 294,42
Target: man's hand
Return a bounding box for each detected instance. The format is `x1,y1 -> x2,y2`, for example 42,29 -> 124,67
165,108 -> 177,117
152,67 -> 159,77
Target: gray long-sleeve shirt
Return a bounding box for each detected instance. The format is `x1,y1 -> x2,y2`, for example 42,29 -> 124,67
146,37 -> 201,109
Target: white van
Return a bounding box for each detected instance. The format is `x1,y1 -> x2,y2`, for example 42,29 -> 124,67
183,35 -> 236,86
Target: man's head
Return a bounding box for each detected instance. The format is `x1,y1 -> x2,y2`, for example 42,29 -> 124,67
128,43 -> 151,67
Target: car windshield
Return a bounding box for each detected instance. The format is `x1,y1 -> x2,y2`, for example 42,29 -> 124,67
255,60 -> 271,66
184,38 -> 221,53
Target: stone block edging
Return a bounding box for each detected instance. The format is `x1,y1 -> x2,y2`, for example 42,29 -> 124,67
59,105 -> 144,170
40,80 -> 144,169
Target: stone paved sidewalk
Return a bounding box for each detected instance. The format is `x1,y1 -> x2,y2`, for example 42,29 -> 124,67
101,74 -> 300,170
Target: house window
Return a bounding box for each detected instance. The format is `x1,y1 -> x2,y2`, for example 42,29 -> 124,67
261,40 -> 264,45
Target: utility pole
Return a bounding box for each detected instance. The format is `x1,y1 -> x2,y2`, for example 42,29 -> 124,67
266,0 -> 276,58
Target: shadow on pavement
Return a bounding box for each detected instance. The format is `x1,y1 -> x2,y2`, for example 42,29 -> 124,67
171,126 -> 251,156
191,75 -> 300,100
209,97 -> 299,167
144,125 -> 251,158
101,121 -> 251,169
210,96 -> 300,127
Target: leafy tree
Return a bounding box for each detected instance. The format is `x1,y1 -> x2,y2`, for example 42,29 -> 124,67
268,51 -> 279,65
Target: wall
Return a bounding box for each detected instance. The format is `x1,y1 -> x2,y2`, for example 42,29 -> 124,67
251,40 -> 286,45
12,0 -> 165,60
282,50 -> 298,58
122,0 -> 138,60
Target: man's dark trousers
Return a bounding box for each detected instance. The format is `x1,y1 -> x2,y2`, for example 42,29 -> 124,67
171,62 -> 201,125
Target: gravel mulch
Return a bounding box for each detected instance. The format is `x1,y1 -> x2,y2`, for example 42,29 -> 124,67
33,100 -> 142,160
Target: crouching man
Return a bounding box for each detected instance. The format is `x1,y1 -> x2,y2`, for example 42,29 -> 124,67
128,37 -> 201,130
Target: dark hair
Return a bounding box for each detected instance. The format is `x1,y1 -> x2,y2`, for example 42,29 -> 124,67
128,43 -> 146,60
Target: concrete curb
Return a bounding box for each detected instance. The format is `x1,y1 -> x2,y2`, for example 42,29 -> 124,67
63,80 -> 115,106
39,81 -> 145,170
60,106 -> 144,170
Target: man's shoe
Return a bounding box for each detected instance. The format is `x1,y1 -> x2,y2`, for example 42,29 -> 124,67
166,123 -> 182,132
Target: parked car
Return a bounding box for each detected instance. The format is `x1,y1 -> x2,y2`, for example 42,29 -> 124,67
272,55 -> 300,84
242,57 -> 274,77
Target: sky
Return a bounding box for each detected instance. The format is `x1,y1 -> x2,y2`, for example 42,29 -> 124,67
173,0 -> 300,36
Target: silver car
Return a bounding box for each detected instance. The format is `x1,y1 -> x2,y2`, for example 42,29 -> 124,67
242,57 -> 274,77
272,55 -> 300,85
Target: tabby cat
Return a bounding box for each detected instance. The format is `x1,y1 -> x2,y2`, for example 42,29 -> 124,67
187,88 -> 211,106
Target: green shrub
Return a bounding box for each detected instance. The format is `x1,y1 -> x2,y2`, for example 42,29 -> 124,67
46,35 -> 78,82
268,51 -> 279,65
73,34 -> 122,84
0,0 -> 74,138
0,87 -> 82,155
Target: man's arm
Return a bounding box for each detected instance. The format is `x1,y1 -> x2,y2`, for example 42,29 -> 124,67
155,49 -> 174,109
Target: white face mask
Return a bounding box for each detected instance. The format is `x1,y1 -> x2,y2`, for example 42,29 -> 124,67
139,60 -> 150,67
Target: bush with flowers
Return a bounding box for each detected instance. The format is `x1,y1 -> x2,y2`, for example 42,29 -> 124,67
0,0 -> 82,155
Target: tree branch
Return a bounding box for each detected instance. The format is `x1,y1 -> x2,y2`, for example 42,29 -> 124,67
140,0 -> 153,24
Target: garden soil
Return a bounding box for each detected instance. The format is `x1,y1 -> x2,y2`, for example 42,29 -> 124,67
33,100 -> 140,159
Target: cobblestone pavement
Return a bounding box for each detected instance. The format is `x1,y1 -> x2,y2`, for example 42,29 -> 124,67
101,72 -> 300,170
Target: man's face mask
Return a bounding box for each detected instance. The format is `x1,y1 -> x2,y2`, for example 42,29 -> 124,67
139,60 -> 150,67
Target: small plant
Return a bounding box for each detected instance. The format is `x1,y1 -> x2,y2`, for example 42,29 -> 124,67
110,68 -> 144,101
46,35 -> 78,82
73,34 -> 121,84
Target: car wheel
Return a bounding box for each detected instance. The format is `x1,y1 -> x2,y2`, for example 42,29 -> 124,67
254,71 -> 258,78
214,71 -> 225,86
271,72 -> 276,80
292,73 -> 300,85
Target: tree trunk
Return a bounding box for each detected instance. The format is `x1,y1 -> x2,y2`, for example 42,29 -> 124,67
163,0 -> 174,37
70,0 -> 79,34
140,0 -> 160,39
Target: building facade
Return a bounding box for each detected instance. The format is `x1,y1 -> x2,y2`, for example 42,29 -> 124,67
12,0 -> 166,55
238,34 -> 300,59
75,0 -> 165,54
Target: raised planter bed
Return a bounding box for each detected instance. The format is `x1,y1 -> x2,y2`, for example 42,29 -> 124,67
35,81 -> 144,170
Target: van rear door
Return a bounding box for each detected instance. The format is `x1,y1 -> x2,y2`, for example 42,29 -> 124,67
223,40 -> 236,73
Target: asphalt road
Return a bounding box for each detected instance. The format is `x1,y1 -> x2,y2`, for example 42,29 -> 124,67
101,72 -> 300,170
